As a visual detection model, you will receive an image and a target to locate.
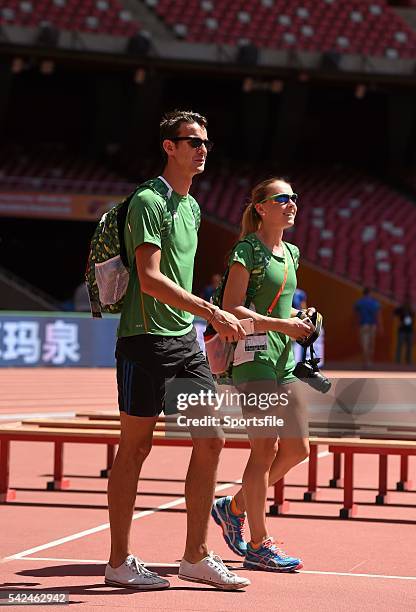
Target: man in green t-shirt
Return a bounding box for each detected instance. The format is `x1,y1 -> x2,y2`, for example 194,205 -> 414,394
105,110 -> 249,592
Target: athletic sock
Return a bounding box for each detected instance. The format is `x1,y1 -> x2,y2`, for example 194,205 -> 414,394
249,540 -> 263,550
230,497 -> 244,516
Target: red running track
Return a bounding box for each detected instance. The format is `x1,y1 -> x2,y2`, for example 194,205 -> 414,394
1,369 -> 416,611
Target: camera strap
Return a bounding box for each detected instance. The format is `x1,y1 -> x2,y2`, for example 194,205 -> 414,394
302,342 -> 316,362
266,243 -> 288,316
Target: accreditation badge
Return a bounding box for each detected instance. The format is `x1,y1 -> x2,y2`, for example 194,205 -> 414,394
244,333 -> 269,352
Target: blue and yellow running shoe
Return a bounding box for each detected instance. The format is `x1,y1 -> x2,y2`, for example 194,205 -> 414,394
211,496 -> 247,557
244,537 -> 302,572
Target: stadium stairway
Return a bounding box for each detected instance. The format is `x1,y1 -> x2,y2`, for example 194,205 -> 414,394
0,265 -> 62,311
122,0 -> 175,39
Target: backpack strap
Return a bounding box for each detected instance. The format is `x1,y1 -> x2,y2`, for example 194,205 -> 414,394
212,237 -> 298,311
284,242 -> 299,269
242,234 -> 271,305
211,235 -> 270,310
190,198 -> 201,231
118,189 -> 140,268
134,178 -> 200,240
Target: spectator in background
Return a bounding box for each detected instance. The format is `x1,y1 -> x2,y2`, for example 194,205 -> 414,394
394,297 -> 414,365
354,288 -> 382,368
201,273 -> 221,302
292,287 -> 307,310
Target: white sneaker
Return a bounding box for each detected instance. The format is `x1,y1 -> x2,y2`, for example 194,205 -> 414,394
179,552 -> 251,590
105,554 -> 170,590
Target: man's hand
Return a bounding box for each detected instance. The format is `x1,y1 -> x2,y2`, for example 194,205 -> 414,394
211,308 -> 247,343
277,317 -> 315,341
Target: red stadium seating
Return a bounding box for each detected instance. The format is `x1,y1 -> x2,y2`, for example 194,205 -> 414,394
148,0 -> 416,58
192,164 -> 416,303
1,145 -> 415,302
0,0 -> 140,36
0,145 -> 136,194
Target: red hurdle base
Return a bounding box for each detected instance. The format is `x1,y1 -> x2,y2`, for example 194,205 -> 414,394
0,489 -> 16,502
269,478 -> 289,515
396,455 -> 412,491
396,480 -> 413,492
46,479 -> 71,491
269,501 -> 290,516
329,452 -> 343,488
339,505 -> 358,519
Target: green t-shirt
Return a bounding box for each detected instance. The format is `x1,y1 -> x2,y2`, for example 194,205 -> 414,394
118,177 -> 199,337
230,233 -> 299,378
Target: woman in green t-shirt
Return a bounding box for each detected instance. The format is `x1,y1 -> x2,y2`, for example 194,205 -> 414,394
212,177 -> 314,572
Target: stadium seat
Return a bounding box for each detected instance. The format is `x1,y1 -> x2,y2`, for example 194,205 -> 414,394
1,142 -> 416,301
190,163 -> 416,303
0,0 -> 140,36
148,0 -> 416,58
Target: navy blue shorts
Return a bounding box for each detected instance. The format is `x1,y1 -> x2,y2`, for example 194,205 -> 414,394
116,328 -> 216,418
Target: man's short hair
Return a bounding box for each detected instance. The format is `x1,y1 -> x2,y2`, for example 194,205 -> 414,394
160,110 -> 208,146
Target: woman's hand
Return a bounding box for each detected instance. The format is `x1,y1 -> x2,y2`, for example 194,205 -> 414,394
272,317 -> 315,341
304,306 -> 316,318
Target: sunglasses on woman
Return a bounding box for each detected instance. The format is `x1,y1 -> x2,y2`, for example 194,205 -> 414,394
170,136 -> 214,152
257,192 -> 298,205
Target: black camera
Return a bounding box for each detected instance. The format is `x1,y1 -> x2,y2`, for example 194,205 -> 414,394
293,310 -> 331,394
293,354 -> 331,394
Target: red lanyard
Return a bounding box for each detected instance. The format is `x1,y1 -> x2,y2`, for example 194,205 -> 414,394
266,243 -> 288,317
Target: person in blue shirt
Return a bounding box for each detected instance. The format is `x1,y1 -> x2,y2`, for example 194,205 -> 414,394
354,288 -> 382,368
292,287 -> 307,311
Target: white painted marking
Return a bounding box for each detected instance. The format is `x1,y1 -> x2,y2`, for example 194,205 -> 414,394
10,558 -> 416,581
4,480 -> 242,560
348,560 -> 367,572
4,451 -> 330,561
300,570 -> 416,581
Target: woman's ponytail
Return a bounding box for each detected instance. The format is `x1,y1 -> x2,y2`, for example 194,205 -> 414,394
239,177 -> 286,240
239,202 -> 261,239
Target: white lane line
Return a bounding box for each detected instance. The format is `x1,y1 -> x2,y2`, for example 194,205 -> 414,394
4,480 -> 241,561
0,412 -> 75,421
10,558 -> 416,581
300,570 -> 416,581
4,451 -> 330,561
348,560 -> 368,572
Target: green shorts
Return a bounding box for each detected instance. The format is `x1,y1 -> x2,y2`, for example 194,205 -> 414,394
232,360 -> 297,386
229,363 -> 308,439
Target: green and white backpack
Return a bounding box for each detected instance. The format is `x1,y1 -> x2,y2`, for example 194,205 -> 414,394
85,178 -> 201,318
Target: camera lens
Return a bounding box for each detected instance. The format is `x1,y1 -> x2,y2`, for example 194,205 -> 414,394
314,373 -> 332,394
294,362 -> 331,394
